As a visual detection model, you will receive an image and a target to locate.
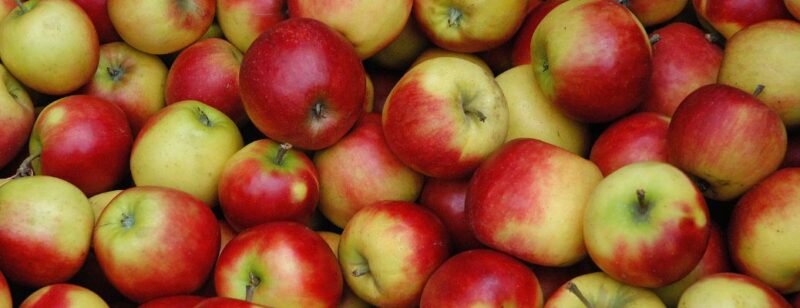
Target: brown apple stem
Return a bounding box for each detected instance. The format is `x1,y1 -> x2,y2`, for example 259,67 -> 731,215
753,84 -> 765,97
245,272 -> 260,302
447,7 -> 463,27
649,34 -> 661,45
636,189 -> 646,207
566,282 -> 594,308
704,33 -> 722,44
351,266 -> 370,277
11,153 -> 39,179
273,143 -> 292,165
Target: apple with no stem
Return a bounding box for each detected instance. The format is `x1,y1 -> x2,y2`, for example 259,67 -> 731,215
625,0 -> 688,27
419,178 -> 483,251
467,139 -> 602,267
382,56 -> 508,179
590,112 -> 670,176
410,47 -> 493,74
0,64 -> 33,170
545,272 -> 666,307
240,18 -> 365,150
72,0 -> 121,43
108,0 -> 215,54
678,273 -> 792,307
215,222 -> 342,307
216,0 -> 287,52
20,284 -> 108,308
667,84 -> 787,201
369,18 -> 430,70
531,0 -> 651,123
693,0 -> 791,39
510,0 -> 566,66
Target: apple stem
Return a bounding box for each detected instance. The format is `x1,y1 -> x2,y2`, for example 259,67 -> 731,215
14,0 -> 26,14
566,282 -> 594,308
196,107 -> 212,127
352,266 -> 370,277
704,33 -> 722,44
617,0 -> 630,7
753,84 -> 765,97
636,189 -> 646,208
447,7 -> 463,27
649,34 -> 661,45
245,272 -> 260,302
542,60 -> 549,72
10,153 -> 39,179
106,66 -> 124,82
273,143 -> 292,165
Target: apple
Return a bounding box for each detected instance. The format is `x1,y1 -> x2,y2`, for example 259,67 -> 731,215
215,222 -> 342,307
88,190 -> 123,223
72,0 -> 121,43
510,0 -> 566,66
369,18 -> 430,70
467,138 -> 602,266
789,0 -> 800,20
640,22 -> 723,117
194,297 -> 267,308
0,0 -> 99,95
718,20 -> 800,127
316,231 -> 373,308
0,271 -> 10,308
139,295 -> 205,308
80,41 -> 168,134
108,0 -> 215,54
496,64 -> 589,155
419,178 -> 483,251
93,186 -> 220,303
626,0 -> 688,26
531,0 -> 651,123
530,260 -> 598,300
411,47 -> 493,74
369,70 -> 401,114
0,64 -> 34,170
289,0 -> 413,59
218,220 -> 236,254
314,113 -> 424,228
667,84 -> 787,201
29,95 -> 132,196
420,249 -> 544,307
20,284 -> 108,308
692,0 -> 791,39
130,100 -> 244,205
590,112 -> 670,176
729,168 -> 800,294
166,38 -> 246,125
339,200 -> 451,307
218,139 -> 319,231
413,0 -> 528,53
240,18 -> 365,150
0,176 -> 94,287
382,56 -> 508,179
677,273 -> 792,307
216,0 -> 287,52
0,0 -> 14,19
545,272 -> 665,307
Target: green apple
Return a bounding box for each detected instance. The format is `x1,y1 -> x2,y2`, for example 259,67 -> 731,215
677,273 -> 791,307
108,0 -> 215,54
545,272 -> 665,307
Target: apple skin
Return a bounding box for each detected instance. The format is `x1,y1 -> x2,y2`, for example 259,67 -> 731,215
692,0 -> 791,39
29,95 -> 132,196
108,0 -> 215,54
467,139 -> 603,267
166,38 -> 246,125
0,176 -> 94,287
677,273 -> 792,307
413,0 -> 529,53
0,0 -> 99,95
20,284 -> 108,308
411,47 -> 493,74
216,0 -> 287,52
218,139 -> 319,231
369,18 -> 430,70
0,271 -> 8,308
0,0 -> 14,19
789,0 -> 800,20
214,222 -> 342,307
531,0 -> 651,123
72,0 -> 121,43
139,295 -> 205,308
130,100 -> 244,205
240,18 -> 365,150
627,0 -> 688,26
93,186 -> 220,303
339,200 -> 451,307
382,56 -> 508,179
667,84 -> 787,201
511,0 -> 566,66
420,249 -> 544,308
718,20 -> 800,127
729,168 -> 800,294
545,272 -> 666,307
88,190 -> 123,223
530,260 -> 597,301
314,113 -> 424,228
419,178 -> 483,251
194,297 -> 268,308
640,22 -> 723,117
316,231 -> 373,308
289,0 -> 413,59
0,64 -> 34,170
590,112 -> 670,176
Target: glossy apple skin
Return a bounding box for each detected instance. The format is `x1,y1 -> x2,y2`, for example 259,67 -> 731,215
215,222 -> 342,307
0,64 -> 34,170
139,295 -> 205,308
789,0 -> 800,20
590,112 -> 670,176
627,0 -> 688,26
72,0 -> 121,43
339,201 -> 451,307
0,0 -> 13,19
545,272 -> 666,307
420,249 -> 544,308
19,284 -> 108,308
678,273 -> 792,307
419,178 -> 482,251
667,84 -> 787,201
467,139 -> 603,267
217,0 -> 286,52
93,186 -> 220,303
108,0 -> 215,54
195,297 -> 267,308
693,0 -> 791,39
0,270 -> 8,308
314,113 -> 424,228
166,38 -> 246,125
511,0 -> 566,66
240,18 -> 365,150
369,18 -> 430,70
29,95 -> 132,196
531,0 -> 651,123
218,139 -> 320,231
729,168 -> 800,294
640,22 -> 723,117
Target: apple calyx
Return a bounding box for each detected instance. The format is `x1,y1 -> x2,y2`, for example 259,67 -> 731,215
753,84 -> 766,97
106,66 -> 125,82
245,272 -> 261,302
566,282 -> 594,308
458,87 -> 487,123
273,143 -> 292,165
120,213 -> 135,229
351,265 -> 370,277
196,107 -> 213,127
649,34 -> 661,45
447,7 -> 464,28
312,100 -> 327,120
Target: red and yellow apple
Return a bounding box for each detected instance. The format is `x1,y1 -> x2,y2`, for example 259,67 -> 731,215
545,272 -> 665,307
72,0 -> 121,43
216,0 -> 287,52
677,273 -> 792,307
590,112 -> 670,176
0,64 -> 33,170
20,284 -> 108,308
108,0 -> 215,54
419,178 -> 483,251
693,0 -> 791,39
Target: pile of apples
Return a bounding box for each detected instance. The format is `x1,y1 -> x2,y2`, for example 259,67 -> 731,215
1,0 -> 800,307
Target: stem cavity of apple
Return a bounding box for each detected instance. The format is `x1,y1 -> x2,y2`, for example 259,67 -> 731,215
14,0 -> 27,14
273,143 -> 292,165
753,84 -> 766,97
351,266 -> 370,277
120,213 -> 135,229
566,282 -> 594,308
542,59 -> 549,72
649,34 -> 661,45
196,107 -> 212,127
107,66 -> 124,82
447,7 -> 463,28
245,272 -> 261,302
704,33 -> 722,45
312,101 -> 326,120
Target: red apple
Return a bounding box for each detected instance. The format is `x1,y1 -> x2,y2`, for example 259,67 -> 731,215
194,297 -> 267,308
218,139 -> 319,231
139,295 -> 206,308
640,22 -> 723,117
369,70 -> 400,114
166,38 -> 246,125
28,95 -> 132,196
93,186 -> 220,303
240,18 -> 365,150
20,284 -> 107,307
693,0 -> 791,39
215,222 -> 342,307
510,0 -> 566,66
0,270 -> 8,308
0,64 -> 34,170
590,112 -> 670,176
216,0 -> 287,52
420,249 -> 544,307
419,178 -> 482,251
72,0 -> 121,43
